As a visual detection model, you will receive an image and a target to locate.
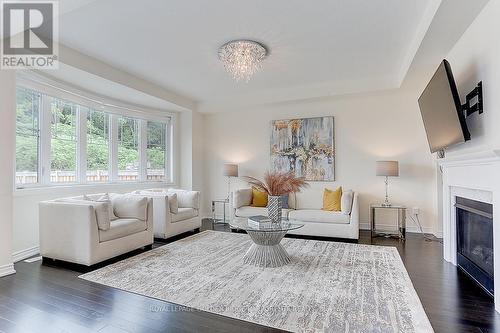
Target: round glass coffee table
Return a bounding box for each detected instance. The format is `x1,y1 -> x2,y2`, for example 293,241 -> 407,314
230,217 -> 304,267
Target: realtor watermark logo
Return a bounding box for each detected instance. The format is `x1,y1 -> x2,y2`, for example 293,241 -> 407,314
1,1 -> 58,69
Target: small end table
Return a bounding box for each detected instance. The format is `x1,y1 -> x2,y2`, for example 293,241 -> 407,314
212,198 -> 229,224
370,204 -> 406,240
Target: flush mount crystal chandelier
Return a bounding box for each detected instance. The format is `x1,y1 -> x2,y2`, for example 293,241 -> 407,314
218,40 -> 268,82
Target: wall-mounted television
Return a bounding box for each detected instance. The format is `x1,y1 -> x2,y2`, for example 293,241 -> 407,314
418,59 -> 470,153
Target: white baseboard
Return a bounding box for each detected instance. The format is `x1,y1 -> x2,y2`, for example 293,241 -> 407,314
0,263 -> 16,277
359,223 -> 440,237
12,246 -> 40,263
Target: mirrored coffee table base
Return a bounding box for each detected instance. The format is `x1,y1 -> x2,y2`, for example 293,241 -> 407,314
230,218 -> 304,268
244,230 -> 290,267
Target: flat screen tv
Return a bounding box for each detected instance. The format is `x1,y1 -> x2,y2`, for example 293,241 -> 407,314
418,59 -> 470,153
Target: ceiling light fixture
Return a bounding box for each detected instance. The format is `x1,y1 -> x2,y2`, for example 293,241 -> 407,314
218,40 -> 267,82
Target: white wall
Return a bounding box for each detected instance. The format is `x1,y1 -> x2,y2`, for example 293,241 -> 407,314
444,0 -> 500,156
0,71 -> 16,276
203,90 -> 439,234
179,109 -> 205,210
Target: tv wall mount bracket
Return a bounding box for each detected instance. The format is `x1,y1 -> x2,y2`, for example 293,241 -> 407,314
462,81 -> 483,118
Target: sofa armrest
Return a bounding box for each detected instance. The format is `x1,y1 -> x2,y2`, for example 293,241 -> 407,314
39,201 -> 99,265
349,192 -> 359,228
233,188 -> 252,209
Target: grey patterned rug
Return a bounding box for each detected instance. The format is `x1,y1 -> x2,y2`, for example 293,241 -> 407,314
80,231 -> 433,332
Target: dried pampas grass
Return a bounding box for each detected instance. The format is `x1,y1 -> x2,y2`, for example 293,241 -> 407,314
240,171 -> 309,196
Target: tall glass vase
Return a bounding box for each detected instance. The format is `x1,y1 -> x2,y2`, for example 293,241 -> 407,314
267,195 -> 282,223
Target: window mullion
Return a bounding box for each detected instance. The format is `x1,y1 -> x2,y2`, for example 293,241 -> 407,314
140,120 -> 147,182
167,118 -> 174,183
110,114 -> 118,182
40,95 -> 52,185
78,106 -> 87,183
165,119 -> 171,183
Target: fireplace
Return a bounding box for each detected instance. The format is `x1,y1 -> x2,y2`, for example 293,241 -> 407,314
456,196 -> 494,296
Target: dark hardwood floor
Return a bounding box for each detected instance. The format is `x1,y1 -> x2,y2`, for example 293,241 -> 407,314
1,220 -> 499,333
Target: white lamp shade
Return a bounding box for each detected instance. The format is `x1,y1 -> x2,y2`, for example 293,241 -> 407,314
376,161 -> 399,177
223,163 -> 239,177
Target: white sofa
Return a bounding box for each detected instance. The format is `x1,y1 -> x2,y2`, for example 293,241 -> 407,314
134,188 -> 201,239
39,193 -> 153,266
233,188 -> 359,239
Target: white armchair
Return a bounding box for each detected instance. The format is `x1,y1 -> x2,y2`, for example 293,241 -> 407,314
134,189 -> 201,239
39,193 -> 153,266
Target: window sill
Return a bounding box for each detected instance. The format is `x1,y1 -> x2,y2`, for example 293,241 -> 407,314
14,181 -> 177,197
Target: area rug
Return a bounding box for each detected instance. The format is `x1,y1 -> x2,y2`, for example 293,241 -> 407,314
80,231 -> 433,332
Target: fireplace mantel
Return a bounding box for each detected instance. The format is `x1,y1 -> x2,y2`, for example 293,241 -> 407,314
439,149 -> 500,312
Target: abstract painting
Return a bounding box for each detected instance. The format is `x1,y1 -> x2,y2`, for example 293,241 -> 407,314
270,116 -> 334,181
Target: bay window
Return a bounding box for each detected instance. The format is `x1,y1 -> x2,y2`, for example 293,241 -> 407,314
14,85 -> 173,188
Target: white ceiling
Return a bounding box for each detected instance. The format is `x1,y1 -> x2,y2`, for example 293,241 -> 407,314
53,0 -> 443,112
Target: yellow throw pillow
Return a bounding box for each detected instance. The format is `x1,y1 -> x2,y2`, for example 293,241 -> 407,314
323,187 -> 342,211
251,187 -> 268,207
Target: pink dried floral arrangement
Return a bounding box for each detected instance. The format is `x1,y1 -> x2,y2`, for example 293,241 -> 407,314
240,171 -> 309,196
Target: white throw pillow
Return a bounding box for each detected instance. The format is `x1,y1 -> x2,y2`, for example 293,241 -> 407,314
84,193 -> 118,221
341,190 -> 354,215
168,193 -> 179,214
111,194 -> 148,221
168,189 -> 199,209
233,188 -> 252,208
93,202 -> 111,231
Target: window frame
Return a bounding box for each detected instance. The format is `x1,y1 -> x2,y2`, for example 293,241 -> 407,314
15,76 -> 175,190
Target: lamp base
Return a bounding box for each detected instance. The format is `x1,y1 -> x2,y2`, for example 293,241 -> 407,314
381,202 -> 392,207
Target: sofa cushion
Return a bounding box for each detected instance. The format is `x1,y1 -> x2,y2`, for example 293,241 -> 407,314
83,193 -> 118,221
99,218 -> 147,242
168,193 -> 179,214
288,209 -> 350,224
171,208 -> 198,223
280,194 -> 289,209
235,206 -> 293,219
111,194 -> 148,221
295,190 -> 323,210
341,190 -> 354,215
251,187 -> 268,207
93,202 -> 112,231
233,188 -> 252,209
168,189 -> 200,209
322,187 -> 342,211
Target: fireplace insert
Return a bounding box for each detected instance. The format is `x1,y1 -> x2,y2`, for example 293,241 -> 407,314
456,196 -> 494,296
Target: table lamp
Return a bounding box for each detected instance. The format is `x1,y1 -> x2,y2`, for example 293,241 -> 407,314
376,161 -> 399,207
223,163 -> 238,201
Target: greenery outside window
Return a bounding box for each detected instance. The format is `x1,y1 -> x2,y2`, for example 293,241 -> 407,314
147,121 -> 167,180
87,110 -> 110,182
14,85 -> 172,188
15,87 -> 41,186
50,98 -> 79,183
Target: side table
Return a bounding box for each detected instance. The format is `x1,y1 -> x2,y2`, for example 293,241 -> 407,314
370,204 -> 406,240
212,198 -> 229,224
